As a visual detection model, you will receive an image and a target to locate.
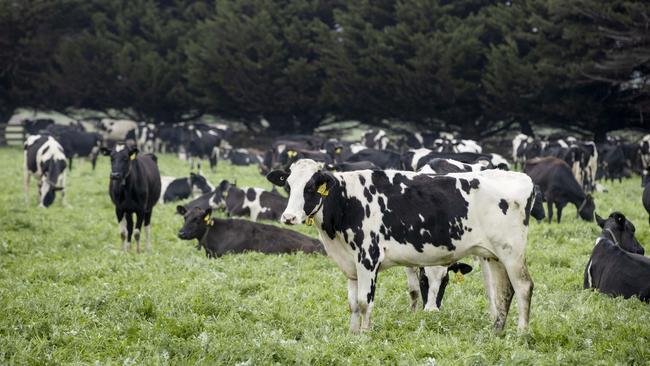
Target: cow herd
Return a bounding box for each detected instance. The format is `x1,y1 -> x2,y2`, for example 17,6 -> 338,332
19,120 -> 650,335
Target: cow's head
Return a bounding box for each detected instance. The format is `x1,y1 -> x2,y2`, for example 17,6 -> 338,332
578,194 -> 595,221
176,206 -> 213,240
101,144 -> 138,181
596,212 -> 645,255
267,159 -> 334,225
190,172 -> 212,195
40,159 -> 67,207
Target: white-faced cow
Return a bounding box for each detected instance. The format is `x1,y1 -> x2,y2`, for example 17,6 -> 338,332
268,159 -> 534,333
584,212 -> 649,302
101,145 -> 161,252
23,135 -> 68,207
160,172 -> 214,203
524,157 -> 595,223
176,206 -> 324,258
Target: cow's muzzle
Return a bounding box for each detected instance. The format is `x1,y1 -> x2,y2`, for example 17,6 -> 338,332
177,230 -> 190,240
110,172 -> 122,180
281,212 -> 300,225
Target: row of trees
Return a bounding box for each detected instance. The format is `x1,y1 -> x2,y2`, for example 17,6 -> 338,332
1,0 -> 649,139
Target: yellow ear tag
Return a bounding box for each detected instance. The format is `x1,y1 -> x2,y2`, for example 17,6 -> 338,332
288,150 -> 297,158
454,272 -> 465,284
317,183 -> 329,196
305,217 -> 315,226
130,153 -> 136,160
335,147 -> 342,154
204,214 -> 211,224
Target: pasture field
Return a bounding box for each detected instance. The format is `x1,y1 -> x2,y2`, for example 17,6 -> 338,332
2,146 -> 650,365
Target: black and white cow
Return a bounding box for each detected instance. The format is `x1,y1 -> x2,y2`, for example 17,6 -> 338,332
402,148 -> 492,171
361,129 -> 391,150
418,158 -> 493,174
326,161 -> 379,172
584,212 -> 649,302
22,118 -> 55,135
185,125 -> 221,172
160,173 -> 214,203
176,207 -> 325,258
98,119 -> 138,147
182,180 -> 233,211
281,148 -> 332,169
23,135 -> 68,207
137,123 -> 157,153
267,159 -> 535,333
101,145 -> 161,252
221,185 -> 288,221
346,148 -> 402,169
45,124 -> 102,170
524,157 -> 595,223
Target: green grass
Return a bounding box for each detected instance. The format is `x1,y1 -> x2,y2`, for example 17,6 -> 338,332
1,147 -> 650,365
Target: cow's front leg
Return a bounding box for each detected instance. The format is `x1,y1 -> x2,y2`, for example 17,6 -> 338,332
134,212 -> 144,254
125,213 -> 134,252
116,209 -> 128,251
347,278 -> 360,333
405,267 -> 421,311
356,264 -> 379,332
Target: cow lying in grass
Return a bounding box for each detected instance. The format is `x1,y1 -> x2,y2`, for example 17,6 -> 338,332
584,212 -> 649,302
160,172 -> 213,203
176,206 -> 324,258
268,159 -> 535,333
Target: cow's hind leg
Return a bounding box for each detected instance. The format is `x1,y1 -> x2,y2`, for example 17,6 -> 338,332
546,201 -> 553,223
356,264 -> 379,332
144,210 -> 153,251
503,258 -> 533,332
347,278 -> 361,333
486,259 -> 514,332
405,267 -> 421,311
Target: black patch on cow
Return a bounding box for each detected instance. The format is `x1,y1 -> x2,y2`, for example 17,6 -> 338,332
246,188 -> 256,201
499,199 -> 508,215
363,187 -> 373,202
435,273 -> 450,309
359,175 -> 366,185
459,178 -> 480,194
523,192 -> 534,226
365,204 -> 370,218
42,145 -> 50,155
367,273 -> 377,304
369,185 -> 376,194
418,267 -> 429,308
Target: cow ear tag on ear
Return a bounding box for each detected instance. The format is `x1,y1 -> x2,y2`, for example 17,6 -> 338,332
305,217 -> 315,226
204,213 -> 211,224
335,147 -> 342,154
288,150 -> 297,158
317,183 -> 329,196
129,152 -> 137,160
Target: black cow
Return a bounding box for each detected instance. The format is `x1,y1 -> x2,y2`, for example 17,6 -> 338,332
584,212 -> 650,302
22,118 -> 55,135
361,129 -> 392,150
45,124 -> 102,170
160,173 -> 213,203
23,135 -> 68,207
600,143 -> 626,182
176,207 -> 324,258
325,161 -> 379,172
524,157 -> 595,223
222,185 -> 288,221
101,145 -> 161,253
346,148 -> 402,169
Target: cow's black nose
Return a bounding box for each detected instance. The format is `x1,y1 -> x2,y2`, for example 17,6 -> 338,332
178,231 -> 187,239
110,172 -> 121,180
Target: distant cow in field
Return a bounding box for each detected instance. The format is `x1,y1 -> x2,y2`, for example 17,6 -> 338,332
221,185 -> 288,221
325,161 -> 379,172
101,145 -> 161,253
268,159 -> 535,333
45,124 -> 102,170
23,135 -> 68,207
346,148 -> 402,169
584,212 -> 649,302
525,157 -> 595,223
176,206 -> 324,258
184,125 -> 221,172
361,129 -> 392,150
137,123 -> 157,153
160,173 -> 214,203
22,118 -> 55,135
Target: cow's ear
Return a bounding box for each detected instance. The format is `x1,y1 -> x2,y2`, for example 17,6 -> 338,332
267,170 -> 289,186
100,147 -> 112,156
595,213 -> 605,228
613,212 -> 626,227
448,263 -> 473,275
176,205 -> 187,215
315,170 -> 337,194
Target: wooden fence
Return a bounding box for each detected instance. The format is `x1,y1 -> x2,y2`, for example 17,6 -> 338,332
0,123 -> 26,146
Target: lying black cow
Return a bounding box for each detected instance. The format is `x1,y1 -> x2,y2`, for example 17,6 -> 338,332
346,148 -> 402,169
23,135 -> 68,207
45,124 -> 102,170
182,180 -> 232,211
524,157 -> 595,223
584,212 -> 649,302
160,172 -> 213,203
101,145 -> 161,252
176,207 -> 324,258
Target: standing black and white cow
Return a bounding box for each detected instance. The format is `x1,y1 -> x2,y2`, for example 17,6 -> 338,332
185,125 -> 221,172
101,145 -> 161,253
267,159 -> 535,333
584,212 -> 650,302
160,173 -> 214,203
23,135 -> 68,207
524,157 -> 595,223
45,124 -> 102,170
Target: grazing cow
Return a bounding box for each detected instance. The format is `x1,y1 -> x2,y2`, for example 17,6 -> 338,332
524,157 -> 595,223
326,161 -> 379,172
346,148 -> 402,169
22,118 -> 55,135
584,212 -> 649,302
176,207 -> 324,258
268,159 -> 535,333
222,185 -> 288,221
185,125 -> 221,172
98,119 -> 138,147
101,145 -> 161,252
23,135 -> 68,207
600,143 -> 626,182
45,124 -> 102,170
137,123 -> 157,153
160,173 -> 214,203
361,129 -> 391,150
